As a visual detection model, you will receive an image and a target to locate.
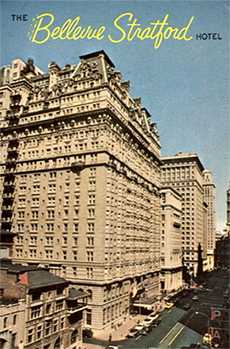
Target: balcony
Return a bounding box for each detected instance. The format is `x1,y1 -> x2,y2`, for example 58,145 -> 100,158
2,193 -> 14,199
4,182 -> 15,188
2,206 -> 12,211
1,217 -> 12,223
8,147 -> 18,153
6,158 -> 17,164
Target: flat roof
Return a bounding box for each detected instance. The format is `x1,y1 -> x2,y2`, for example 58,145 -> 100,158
80,50 -> 115,67
161,153 -> 204,172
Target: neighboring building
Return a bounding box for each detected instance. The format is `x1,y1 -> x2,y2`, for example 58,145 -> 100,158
0,51 -> 162,332
214,233 -> 230,269
160,186 -> 183,295
0,58 -> 43,86
0,300 -> 25,349
215,230 -> 224,241
203,170 -> 216,271
227,182 -> 230,226
161,152 -> 208,276
0,260 -> 87,349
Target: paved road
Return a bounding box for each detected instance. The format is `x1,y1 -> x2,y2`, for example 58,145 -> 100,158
177,270 -> 229,348
84,270 -> 229,349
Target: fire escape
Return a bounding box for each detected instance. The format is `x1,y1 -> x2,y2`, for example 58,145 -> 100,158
0,93 -> 21,254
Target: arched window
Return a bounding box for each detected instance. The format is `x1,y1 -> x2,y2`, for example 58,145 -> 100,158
71,329 -> 78,344
3,317 -> 7,328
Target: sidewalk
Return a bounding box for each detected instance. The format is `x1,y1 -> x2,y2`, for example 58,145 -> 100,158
83,344 -> 105,349
93,314 -> 145,341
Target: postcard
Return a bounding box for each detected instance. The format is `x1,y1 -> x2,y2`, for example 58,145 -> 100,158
0,1 -> 229,349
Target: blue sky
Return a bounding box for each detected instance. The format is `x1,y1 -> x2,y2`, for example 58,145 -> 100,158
1,0 -> 229,231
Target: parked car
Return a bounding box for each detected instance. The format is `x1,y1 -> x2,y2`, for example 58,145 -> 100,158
134,324 -> 145,331
203,333 -> 212,344
152,319 -> 161,327
127,328 -> 139,338
139,328 -> 148,336
148,313 -> 160,321
165,302 -> 174,309
142,317 -> 154,327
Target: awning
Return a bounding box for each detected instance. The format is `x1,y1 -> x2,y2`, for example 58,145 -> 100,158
133,296 -> 158,310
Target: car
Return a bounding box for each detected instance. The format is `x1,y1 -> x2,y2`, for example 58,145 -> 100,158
127,328 -> 139,338
134,324 -> 145,331
183,303 -> 191,310
203,333 -> 212,344
142,317 -> 154,326
192,295 -> 199,301
139,328 -> 148,336
151,319 -> 161,327
165,302 -> 174,309
148,313 -> 160,321
106,346 -> 122,349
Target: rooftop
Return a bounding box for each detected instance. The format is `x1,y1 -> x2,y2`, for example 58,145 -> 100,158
79,50 -> 115,67
26,270 -> 68,290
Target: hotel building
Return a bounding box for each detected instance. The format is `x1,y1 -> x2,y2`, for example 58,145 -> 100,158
0,51 -> 161,332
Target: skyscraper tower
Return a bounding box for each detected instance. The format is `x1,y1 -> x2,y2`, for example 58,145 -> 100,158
227,182 -> 230,227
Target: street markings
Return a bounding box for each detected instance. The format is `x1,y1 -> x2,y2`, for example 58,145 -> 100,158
159,322 -> 184,347
168,325 -> 185,346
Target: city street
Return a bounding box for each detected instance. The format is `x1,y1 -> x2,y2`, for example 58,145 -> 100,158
84,270 -> 229,349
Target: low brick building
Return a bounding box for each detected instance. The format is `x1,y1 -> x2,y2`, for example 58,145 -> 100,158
0,260 -> 87,349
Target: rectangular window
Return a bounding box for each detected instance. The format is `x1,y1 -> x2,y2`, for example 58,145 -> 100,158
60,317 -> 65,329
53,319 -> 58,332
31,305 -> 41,319
45,320 -> 52,336
37,325 -> 42,339
27,328 -> 34,343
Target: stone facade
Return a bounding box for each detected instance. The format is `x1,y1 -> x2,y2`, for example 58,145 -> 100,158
202,170 -> 216,271
0,51 -> 161,331
161,152 -> 214,276
0,261 -> 86,349
160,187 -> 183,294
0,301 -> 25,349
226,182 -> 230,230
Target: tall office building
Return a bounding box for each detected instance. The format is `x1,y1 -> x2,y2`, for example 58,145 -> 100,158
203,170 -> 216,270
160,186 -> 183,294
161,152 -> 209,276
203,170 -> 216,251
227,182 -> 230,227
0,51 -> 161,331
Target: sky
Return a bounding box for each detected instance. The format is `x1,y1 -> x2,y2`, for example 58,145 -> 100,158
1,0 -> 229,231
